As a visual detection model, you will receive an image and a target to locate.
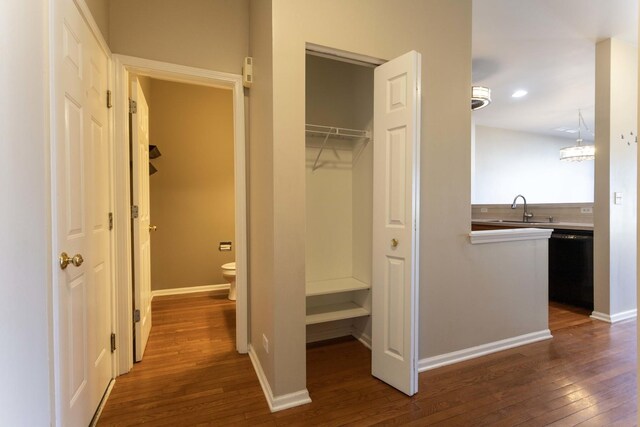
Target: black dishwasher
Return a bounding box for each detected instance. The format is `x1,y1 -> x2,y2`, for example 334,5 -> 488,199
548,229 -> 594,310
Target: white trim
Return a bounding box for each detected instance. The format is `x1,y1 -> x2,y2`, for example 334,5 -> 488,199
89,379 -> 115,427
590,311 -> 611,322
590,309 -> 637,323
418,329 -> 553,372
248,345 -> 312,412
105,72 -> 119,383
306,43 -> 385,67
411,51 -> 422,395
112,58 -> 133,375
151,284 -> 230,299
113,55 -> 241,90
113,55 -> 249,376
304,324 -> 372,349
352,329 -> 372,350
230,65 -> 249,355
73,0 -> 111,57
48,1 -> 59,424
469,228 -> 553,244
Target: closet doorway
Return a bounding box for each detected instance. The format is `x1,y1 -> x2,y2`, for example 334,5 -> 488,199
113,56 -> 248,374
304,46 -> 422,396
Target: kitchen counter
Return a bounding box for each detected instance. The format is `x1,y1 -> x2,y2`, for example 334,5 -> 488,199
472,219 -> 593,231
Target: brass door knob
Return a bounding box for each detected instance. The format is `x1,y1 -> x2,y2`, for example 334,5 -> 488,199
149,225 -> 157,232
59,252 -> 84,270
391,238 -> 399,248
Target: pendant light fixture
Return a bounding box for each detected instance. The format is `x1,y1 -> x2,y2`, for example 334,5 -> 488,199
471,86 -> 492,110
559,110 -> 595,162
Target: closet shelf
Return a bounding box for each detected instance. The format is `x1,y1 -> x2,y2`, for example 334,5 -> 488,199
306,302 -> 370,325
305,124 -> 371,140
306,277 -> 370,297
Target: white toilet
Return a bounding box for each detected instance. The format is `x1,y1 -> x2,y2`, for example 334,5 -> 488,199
221,262 -> 236,301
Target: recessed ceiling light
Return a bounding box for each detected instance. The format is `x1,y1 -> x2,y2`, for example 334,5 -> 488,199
512,89 -> 528,98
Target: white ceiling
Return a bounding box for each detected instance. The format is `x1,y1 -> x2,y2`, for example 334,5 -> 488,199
472,0 -> 638,142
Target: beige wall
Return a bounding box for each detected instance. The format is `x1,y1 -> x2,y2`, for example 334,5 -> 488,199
262,0 -> 478,397
473,126 -> 595,204
84,0 -> 109,42
248,0 -> 276,391
105,0 -> 549,401
0,1 -> 52,424
146,79 -> 235,291
260,0 -> 551,398
594,38 -> 638,316
109,0 -> 249,74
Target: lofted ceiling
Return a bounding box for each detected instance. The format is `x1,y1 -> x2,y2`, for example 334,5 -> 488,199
472,0 -> 638,142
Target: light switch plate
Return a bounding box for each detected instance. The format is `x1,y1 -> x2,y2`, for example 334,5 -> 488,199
580,207 -> 593,214
480,207 -> 488,213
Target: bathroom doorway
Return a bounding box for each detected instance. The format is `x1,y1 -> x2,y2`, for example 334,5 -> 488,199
113,56 -> 248,374
131,76 -> 238,361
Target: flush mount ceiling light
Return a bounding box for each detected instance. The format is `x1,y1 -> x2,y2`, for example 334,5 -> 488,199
559,110 -> 595,162
512,89 -> 528,98
471,86 -> 491,110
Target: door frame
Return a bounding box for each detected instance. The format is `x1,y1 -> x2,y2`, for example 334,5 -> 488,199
304,43 -> 420,393
112,55 -> 248,374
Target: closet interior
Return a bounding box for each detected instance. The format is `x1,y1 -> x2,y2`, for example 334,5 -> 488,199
305,53 -> 374,348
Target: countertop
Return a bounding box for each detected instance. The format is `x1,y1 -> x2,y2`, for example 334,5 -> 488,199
472,219 -> 594,231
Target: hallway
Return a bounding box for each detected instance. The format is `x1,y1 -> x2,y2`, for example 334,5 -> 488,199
98,294 -> 636,426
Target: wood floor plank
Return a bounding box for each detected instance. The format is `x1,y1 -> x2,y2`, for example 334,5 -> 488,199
97,297 -> 636,426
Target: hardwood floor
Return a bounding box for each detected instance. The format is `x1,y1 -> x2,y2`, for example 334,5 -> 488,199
98,295 -> 637,426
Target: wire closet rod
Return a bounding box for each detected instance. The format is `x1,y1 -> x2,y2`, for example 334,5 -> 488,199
306,124 -> 371,139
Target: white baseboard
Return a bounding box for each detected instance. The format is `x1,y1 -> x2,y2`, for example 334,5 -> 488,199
591,309 -> 637,323
90,378 -> 115,426
305,322 -> 372,350
418,329 -> 553,372
351,328 -> 371,350
151,283 -> 229,300
247,344 -> 312,412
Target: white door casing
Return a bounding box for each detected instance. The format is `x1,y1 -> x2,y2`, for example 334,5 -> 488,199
112,57 -> 248,374
372,50 -> 421,396
52,0 -> 113,424
131,79 -> 153,362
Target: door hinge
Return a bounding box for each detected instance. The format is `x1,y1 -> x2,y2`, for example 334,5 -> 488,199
134,309 -> 141,323
108,212 -> 113,230
106,90 -> 113,109
129,99 -> 137,114
131,205 -> 139,219
110,333 -> 116,353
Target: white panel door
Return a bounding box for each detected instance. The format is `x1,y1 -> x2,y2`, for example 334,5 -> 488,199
372,51 -> 421,396
131,79 -> 153,361
52,0 -> 112,425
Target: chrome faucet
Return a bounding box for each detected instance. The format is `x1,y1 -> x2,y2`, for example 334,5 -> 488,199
511,194 -> 534,222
